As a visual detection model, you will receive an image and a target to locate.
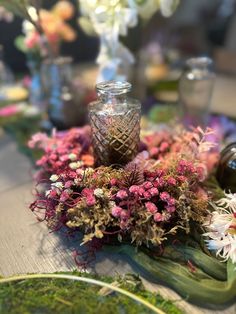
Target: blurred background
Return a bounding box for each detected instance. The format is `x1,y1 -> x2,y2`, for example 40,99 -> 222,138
0,0 -> 236,74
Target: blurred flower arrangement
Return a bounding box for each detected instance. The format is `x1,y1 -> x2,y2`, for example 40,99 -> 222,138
78,0 -> 179,82
14,1 -> 76,60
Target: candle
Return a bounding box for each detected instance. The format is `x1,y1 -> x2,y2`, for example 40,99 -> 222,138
88,81 -> 141,166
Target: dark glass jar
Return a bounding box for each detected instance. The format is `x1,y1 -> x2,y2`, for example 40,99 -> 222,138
217,143 -> 236,193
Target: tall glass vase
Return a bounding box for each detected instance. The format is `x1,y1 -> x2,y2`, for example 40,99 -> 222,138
41,57 -> 87,130
178,57 -> 215,127
27,58 -> 45,112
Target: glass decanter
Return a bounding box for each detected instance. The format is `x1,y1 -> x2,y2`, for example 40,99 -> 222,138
88,81 -> 141,166
179,57 -> 215,127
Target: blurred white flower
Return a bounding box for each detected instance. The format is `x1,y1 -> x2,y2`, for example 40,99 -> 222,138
22,20 -> 35,35
204,192 -> 236,264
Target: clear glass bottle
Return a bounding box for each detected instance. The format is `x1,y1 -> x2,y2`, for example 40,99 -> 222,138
27,57 -> 45,112
178,57 -> 215,127
41,57 -> 87,130
89,81 -> 141,166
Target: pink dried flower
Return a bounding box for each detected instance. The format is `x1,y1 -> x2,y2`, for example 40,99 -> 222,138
160,192 -> 170,202
166,206 -> 176,213
167,177 -> 177,186
110,178 -> 118,186
129,185 -> 139,194
111,206 -> 122,218
145,202 -> 157,214
116,190 -> 128,199
150,147 -> 159,157
168,197 -> 176,206
159,142 -> 169,152
86,195 -> 96,206
156,169 -> 165,177
60,191 -> 70,202
64,180 -> 74,188
154,212 -> 163,222
138,187 -> 145,196
28,132 -> 48,149
178,175 -> 187,183
143,191 -> 151,199
36,156 -> 47,166
82,188 -> 94,197
149,187 -> 159,196
153,177 -> 165,188
48,189 -> 57,198
196,165 -> 207,182
143,182 -> 153,190
50,153 -> 58,161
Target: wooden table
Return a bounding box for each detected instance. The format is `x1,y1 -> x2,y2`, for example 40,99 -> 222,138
0,134 -> 235,314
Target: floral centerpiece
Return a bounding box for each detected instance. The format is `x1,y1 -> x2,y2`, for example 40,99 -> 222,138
29,121 -> 236,306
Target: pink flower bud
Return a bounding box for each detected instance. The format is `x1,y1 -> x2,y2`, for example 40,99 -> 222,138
129,185 -> 139,194
111,206 -> 122,218
110,178 -> 118,186
154,213 -> 163,222
166,206 -> 176,213
116,190 -> 128,199
143,182 -> 153,190
167,177 -> 177,186
143,191 -> 151,199
145,202 -> 157,214
168,197 -> 176,206
86,196 -> 96,206
160,192 -> 170,202
149,187 -> 159,196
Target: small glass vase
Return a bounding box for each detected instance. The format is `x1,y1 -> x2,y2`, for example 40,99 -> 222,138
178,57 -> 215,127
41,57 -> 87,130
27,58 -> 45,112
88,81 -> 141,166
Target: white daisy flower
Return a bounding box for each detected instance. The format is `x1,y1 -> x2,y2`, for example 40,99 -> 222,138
204,193 -> 236,264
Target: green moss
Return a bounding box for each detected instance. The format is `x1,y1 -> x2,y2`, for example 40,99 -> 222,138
0,272 -> 183,314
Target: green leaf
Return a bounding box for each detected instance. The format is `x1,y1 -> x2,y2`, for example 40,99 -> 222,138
14,36 -> 27,53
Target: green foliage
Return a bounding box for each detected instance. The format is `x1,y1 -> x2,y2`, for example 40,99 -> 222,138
0,272 -> 183,314
114,244 -> 236,307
